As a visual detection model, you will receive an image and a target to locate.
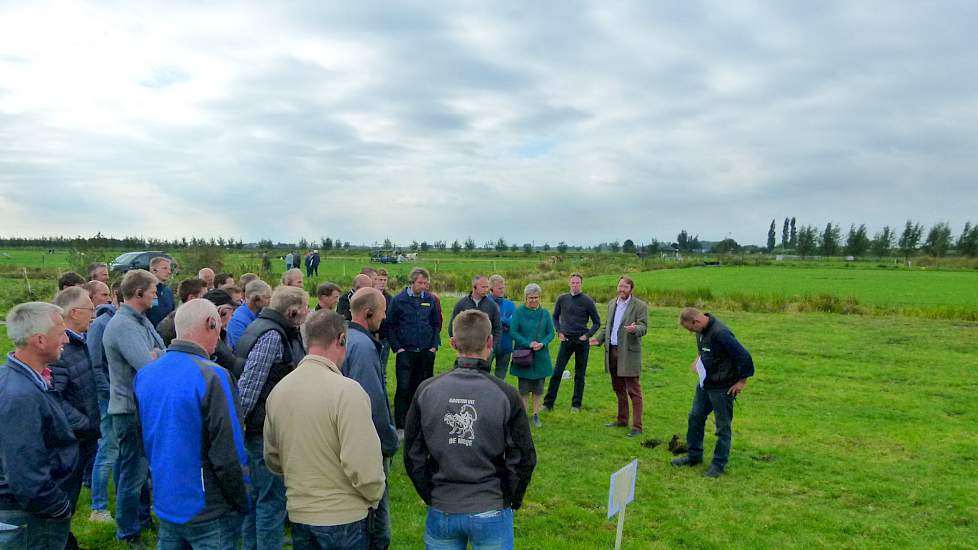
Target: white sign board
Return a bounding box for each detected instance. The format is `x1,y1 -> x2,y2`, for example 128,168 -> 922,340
607,459 -> 637,519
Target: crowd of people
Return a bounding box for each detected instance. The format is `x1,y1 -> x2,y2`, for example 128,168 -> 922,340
0,258 -> 754,550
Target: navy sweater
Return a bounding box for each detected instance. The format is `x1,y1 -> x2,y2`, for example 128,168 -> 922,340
49,331 -> 101,442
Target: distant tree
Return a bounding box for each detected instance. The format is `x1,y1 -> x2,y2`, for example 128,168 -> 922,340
781,218 -> 790,248
434,240 -> 447,251
796,225 -> 819,258
258,238 -> 273,249
844,224 -> 870,257
622,239 -> 636,254
713,238 -> 740,254
464,237 -> 476,251
956,222 -> 978,257
216,236 -> 227,247
819,223 -> 841,256
510,243 -> 518,252
923,222 -> 952,257
542,243 -> 551,252
298,237 -> 309,249
522,243 -> 533,254
870,226 -> 894,257
609,241 -> 621,253
790,217 -> 797,247
451,240 -> 462,253
898,220 -> 924,261
594,243 -> 604,253
676,230 -> 697,252
407,240 -> 417,252
322,237 -> 333,251
553,242 -> 565,254
420,241 -> 431,252
383,237 -> 394,250
495,237 -> 508,252
767,219 -> 777,252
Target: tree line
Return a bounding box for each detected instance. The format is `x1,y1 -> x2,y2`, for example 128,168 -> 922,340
764,218 -> 978,259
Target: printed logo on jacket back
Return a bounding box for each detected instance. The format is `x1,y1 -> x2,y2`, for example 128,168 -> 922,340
444,398 -> 478,446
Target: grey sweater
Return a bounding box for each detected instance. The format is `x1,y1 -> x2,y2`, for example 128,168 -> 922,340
103,303 -> 166,414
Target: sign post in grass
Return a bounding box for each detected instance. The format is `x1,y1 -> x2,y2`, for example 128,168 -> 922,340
608,459 -> 638,550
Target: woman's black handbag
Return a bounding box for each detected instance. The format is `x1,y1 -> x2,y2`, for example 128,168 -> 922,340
512,309 -> 546,367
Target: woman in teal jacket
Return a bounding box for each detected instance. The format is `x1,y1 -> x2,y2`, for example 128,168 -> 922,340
509,283 -> 555,427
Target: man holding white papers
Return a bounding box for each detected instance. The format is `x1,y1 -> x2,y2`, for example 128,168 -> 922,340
672,308 -> 754,478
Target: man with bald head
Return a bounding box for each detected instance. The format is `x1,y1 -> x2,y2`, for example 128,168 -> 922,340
342,288 -> 398,549
198,268 -> 216,291
135,299 -> 251,548
337,273 -> 374,322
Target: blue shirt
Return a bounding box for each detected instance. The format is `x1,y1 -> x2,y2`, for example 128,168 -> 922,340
227,305 -> 258,351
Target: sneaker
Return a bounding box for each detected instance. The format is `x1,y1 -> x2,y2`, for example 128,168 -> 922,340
605,421 -> 627,428
532,414 -> 541,428
670,456 -> 703,467
570,406 -> 581,413
703,464 -> 725,478
625,429 -> 643,438
89,510 -> 113,523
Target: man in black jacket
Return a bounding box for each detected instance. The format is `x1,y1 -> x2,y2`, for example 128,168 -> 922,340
448,275 -> 501,346
50,288 -> 101,548
671,308 -> 755,478
0,302 -> 77,550
405,309 -> 536,549
544,273 -> 601,412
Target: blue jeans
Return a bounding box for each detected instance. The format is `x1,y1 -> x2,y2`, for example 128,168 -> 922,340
241,436 -> 286,550
686,385 -> 736,469
158,513 -> 243,550
111,413 -> 151,540
424,507 -> 513,550
91,397 -> 119,512
292,518 -> 367,550
0,509 -> 71,550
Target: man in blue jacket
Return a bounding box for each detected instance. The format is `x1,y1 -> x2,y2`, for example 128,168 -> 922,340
385,267 -> 442,433
487,275 -> 516,379
0,302 -> 78,550
135,299 -> 252,550
671,308 -> 755,478
343,288 -> 398,550
146,257 -> 175,328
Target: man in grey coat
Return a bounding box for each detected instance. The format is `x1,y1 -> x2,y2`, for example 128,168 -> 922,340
102,269 -> 165,544
342,287 -> 398,550
591,276 -> 649,437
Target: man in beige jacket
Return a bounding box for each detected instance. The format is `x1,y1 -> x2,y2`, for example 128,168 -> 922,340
264,310 -> 385,548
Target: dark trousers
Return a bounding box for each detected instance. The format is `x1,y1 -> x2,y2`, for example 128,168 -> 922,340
545,338 -> 590,408
608,347 -> 643,431
686,385 -> 736,469
394,350 -> 435,429
292,519 -> 367,550
486,343 -> 512,380
366,457 -> 391,550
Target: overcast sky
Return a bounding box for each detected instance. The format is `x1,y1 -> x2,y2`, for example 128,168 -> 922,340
1,1 -> 976,246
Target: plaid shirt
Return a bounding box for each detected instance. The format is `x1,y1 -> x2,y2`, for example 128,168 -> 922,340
237,330 -> 284,417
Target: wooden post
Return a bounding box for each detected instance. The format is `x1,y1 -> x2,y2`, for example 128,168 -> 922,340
615,504 -> 626,550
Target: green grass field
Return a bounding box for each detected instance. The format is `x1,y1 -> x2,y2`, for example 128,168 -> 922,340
1,252 -> 976,548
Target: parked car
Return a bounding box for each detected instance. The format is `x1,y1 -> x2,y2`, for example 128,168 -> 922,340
109,251 -> 172,274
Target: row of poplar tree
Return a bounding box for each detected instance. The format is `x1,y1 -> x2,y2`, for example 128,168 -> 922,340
765,218 -> 978,258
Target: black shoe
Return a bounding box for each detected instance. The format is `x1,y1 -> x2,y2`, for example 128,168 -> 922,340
605,421 -> 627,428
703,464 -> 725,478
670,455 -> 702,467
626,429 -> 643,438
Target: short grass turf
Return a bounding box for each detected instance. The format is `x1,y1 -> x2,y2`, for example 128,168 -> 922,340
3,303 -> 976,549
